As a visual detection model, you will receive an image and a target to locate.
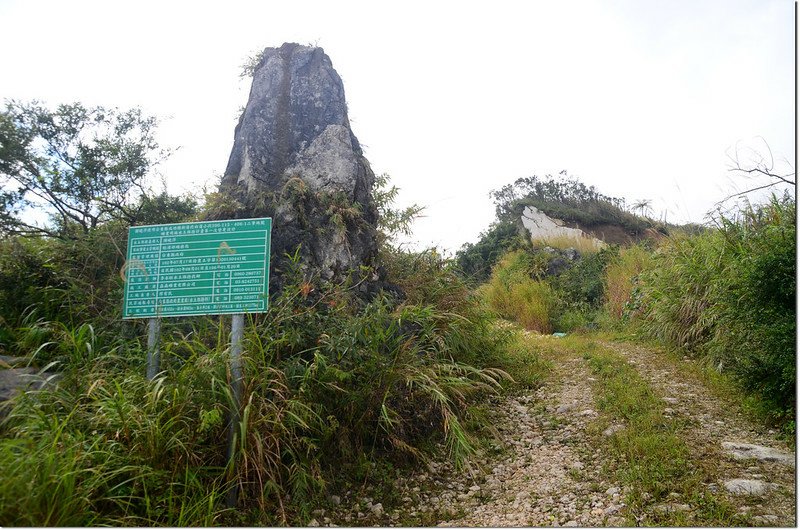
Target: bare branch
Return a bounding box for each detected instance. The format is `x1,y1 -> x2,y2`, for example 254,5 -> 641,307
727,167 -> 795,186
720,139 -> 795,207
715,181 -> 789,207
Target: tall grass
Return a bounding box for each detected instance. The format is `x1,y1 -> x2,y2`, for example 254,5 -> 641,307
638,233 -> 723,349
603,244 -> 652,321
632,194 -> 795,421
0,364 -> 228,526
532,234 -> 605,253
479,251 -> 556,333
0,248 -> 514,525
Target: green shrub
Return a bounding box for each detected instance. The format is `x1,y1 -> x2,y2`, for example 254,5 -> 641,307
0,191 -> 197,345
550,246 -> 616,310
553,307 -> 593,333
636,194 -> 795,417
707,196 -> 796,415
455,220 -> 524,285
480,250 -> 556,333
0,237 -> 68,330
0,228 -> 137,358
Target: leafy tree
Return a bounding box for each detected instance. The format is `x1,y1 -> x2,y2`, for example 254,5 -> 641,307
0,101 -> 171,238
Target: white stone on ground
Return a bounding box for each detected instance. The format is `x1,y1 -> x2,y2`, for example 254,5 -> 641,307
721,442 -> 795,466
723,478 -> 774,496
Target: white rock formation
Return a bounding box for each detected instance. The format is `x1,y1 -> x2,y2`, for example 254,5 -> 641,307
520,206 -> 604,248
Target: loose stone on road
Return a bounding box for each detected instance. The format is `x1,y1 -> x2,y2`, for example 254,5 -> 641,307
440,354 -> 626,528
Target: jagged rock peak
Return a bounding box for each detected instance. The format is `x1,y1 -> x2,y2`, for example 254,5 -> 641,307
219,43 -> 379,288
222,42 -> 371,202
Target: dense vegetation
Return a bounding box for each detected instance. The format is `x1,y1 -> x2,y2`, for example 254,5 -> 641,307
489,171 -> 658,233
632,195 -> 795,423
0,101 -> 543,525
453,220 -> 522,285
458,174 -> 644,335
0,252 -> 520,525
478,246 -> 617,335
456,171 -> 667,283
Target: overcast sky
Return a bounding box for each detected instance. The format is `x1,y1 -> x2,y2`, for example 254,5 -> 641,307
0,0 -> 794,252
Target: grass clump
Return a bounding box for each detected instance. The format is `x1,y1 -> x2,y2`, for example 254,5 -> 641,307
602,244 -> 652,322
493,325 -> 552,389
479,250 -> 556,333
0,366 -> 229,526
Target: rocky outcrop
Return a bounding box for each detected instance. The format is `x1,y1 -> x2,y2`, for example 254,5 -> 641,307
220,43 -> 378,290
520,206 -> 604,249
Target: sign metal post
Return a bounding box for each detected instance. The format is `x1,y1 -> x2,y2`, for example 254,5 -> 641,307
146,317 -> 161,380
226,313 -> 245,508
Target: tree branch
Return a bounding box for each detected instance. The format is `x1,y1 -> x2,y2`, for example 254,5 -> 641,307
715,180 -> 789,207
727,167 -> 796,186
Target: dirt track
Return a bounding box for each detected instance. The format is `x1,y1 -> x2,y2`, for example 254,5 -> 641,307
323,334 -> 795,527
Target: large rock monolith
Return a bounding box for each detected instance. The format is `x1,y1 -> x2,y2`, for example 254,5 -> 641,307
220,42 -> 379,291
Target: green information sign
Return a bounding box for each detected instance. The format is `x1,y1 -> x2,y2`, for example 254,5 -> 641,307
122,218 -> 272,319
